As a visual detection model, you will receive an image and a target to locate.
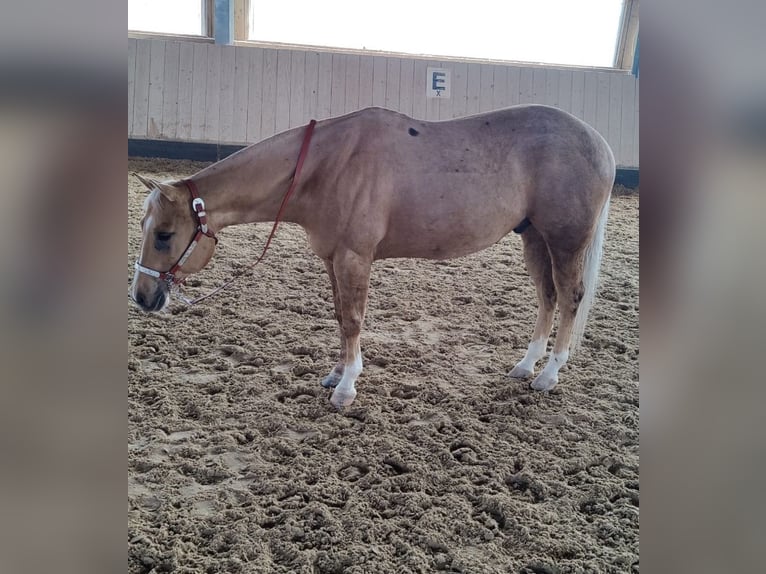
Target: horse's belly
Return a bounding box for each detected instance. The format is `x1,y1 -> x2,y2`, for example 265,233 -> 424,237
374,219 -> 512,261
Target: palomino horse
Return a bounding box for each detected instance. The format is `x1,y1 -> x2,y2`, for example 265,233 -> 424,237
131,105 -> 614,408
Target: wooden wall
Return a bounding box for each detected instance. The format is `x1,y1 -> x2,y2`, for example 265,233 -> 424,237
129,38 -> 639,168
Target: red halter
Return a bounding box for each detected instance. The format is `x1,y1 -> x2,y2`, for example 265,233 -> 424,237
133,179 -> 218,286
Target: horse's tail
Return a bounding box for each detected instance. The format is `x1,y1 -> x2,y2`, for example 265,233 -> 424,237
570,194 -> 610,352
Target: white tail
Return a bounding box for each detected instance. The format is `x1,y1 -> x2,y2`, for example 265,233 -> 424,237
570,194 -> 610,352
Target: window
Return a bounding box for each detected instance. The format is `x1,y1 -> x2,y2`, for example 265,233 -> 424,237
129,0 -> 209,37
247,0 -> 624,68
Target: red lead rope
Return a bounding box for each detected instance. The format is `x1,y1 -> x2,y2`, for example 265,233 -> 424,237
177,119 -> 317,305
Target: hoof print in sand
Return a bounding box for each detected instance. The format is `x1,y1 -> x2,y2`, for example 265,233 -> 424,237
337,462 -> 369,482
506,473 -> 547,503
277,386 -> 319,403
450,441 -> 484,465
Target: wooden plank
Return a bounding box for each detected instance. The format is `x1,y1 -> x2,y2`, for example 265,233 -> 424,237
425,61 -> 439,121
204,44 -> 222,143
479,64 -> 493,112
492,65 -> 508,110
234,0 -> 247,41
372,56 -> 386,108
411,59 -> 427,119
450,61 -> 467,118
506,66 -> 520,106
619,74 -> 636,167
582,71 -> 598,128
426,60 -> 442,122
275,49 -> 291,133
316,51 -> 333,120
232,46 -> 251,144
161,41 -> 180,139
304,51 -> 319,121
177,42 -> 194,140
289,50 -> 306,127
230,0 -> 248,40
595,71 -> 610,139
385,58 -> 400,112
398,58 -> 414,117
425,95 -> 438,120
633,79 -> 639,167
532,67 -> 546,103
465,63 -> 480,115
544,68 -> 559,107
608,73 -> 623,162
190,42 -> 208,141
132,39 -> 151,137
245,47 -> 263,143
358,55 -> 374,109
128,38 -> 136,135
570,70 -> 585,119
218,45 -> 236,143
330,53 -> 346,117
344,53 -> 360,113
518,67 -> 534,104
557,69 -> 572,113
261,48 -> 278,138
634,77 -> 640,112
437,62 -> 453,120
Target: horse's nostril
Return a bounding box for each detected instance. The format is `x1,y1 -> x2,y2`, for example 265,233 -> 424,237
135,291 -> 147,308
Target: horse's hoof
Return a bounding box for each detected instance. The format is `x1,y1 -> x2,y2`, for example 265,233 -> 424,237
509,365 -> 534,379
330,388 -> 357,408
321,372 -> 341,388
530,373 -> 558,391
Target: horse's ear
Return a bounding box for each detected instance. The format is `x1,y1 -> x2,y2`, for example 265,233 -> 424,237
133,173 -> 159,191
133,173 -> 184,202
155,181 -> 185,203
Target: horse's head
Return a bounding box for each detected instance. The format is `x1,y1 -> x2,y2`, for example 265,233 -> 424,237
130,174 -> 217,312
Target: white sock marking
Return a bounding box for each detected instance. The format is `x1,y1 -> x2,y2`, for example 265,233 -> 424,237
540,349 -> 569,381
516,338 -> 547,372
332,353 -> 363,406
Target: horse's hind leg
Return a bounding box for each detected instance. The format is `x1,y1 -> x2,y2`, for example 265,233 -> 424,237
328,249 -> 371,408
321,259 -> 346,388
530,246 -> 586,391
510,226 -> 557,379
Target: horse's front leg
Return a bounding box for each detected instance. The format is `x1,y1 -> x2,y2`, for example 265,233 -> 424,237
328,249 -> 371,408
321,259 -> 346,388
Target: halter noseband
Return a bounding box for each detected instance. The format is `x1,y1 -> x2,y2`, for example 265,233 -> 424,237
134,179 -> 218,286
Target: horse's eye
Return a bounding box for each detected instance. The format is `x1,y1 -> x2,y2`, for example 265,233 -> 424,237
154,231 -> 174,250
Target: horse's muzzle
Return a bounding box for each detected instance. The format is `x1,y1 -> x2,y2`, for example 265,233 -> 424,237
133,287 -> 167,312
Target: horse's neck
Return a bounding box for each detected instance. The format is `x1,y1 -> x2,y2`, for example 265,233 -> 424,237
189,128 -> 308,231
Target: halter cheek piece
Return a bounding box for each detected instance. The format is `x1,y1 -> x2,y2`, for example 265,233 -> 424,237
134,180 -> 218,286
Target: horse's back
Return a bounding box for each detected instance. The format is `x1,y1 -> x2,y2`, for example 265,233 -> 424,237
338,105 -> 614,186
